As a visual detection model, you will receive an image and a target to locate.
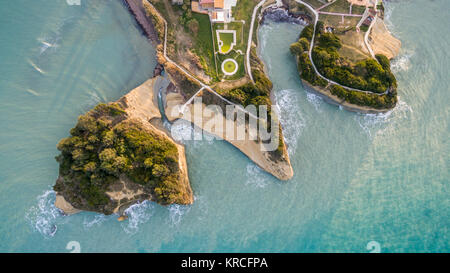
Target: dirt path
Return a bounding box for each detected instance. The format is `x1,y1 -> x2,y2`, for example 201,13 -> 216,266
296,0 -> 387,95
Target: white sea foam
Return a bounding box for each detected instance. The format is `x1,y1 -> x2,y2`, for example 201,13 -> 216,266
167,204 -> 191,226
383,3 -> 394,28
245,163 -> 270,188
83,214 -> 109,229
38,38 -> 59,55
27,59 -> 46,75
391,51 -> 414,73
25,89 -> 41,97
26,190 -> 64,238
355,97 -> 413,138
193,195 -> 209,221
121,200 -> 155,234
274,89 -> 306,156
306,92 -> 324,112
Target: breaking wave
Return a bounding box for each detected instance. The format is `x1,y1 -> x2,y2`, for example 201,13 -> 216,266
121,200 -> 155,234
167,204 -> 191,226
83,214 -> 109,229
274,89 -> 306,156
245,163 -> 271,188
27,59 -> 46,75
354,97 -> 413,138
26,190 -> 65,238
38,37 -> 60,56
391,51 -> 414,73
86,90 -> 106,109
306,92 -> 324,112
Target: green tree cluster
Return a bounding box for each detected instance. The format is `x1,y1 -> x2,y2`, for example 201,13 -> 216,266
290,37 -> 310,55
290,22 -> 398,109
330,85 -> 397,109
54,103 -> 184,214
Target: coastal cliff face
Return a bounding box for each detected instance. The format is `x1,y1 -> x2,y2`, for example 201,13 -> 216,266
369,19 -> 401,60
287,9 -> 399,113
54,77 -> 193,216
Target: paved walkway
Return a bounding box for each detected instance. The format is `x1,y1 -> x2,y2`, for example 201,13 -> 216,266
316,0 -> 336,11
246,0 -> 267,83
363,0 -> 378,59
318,11 -> 363,17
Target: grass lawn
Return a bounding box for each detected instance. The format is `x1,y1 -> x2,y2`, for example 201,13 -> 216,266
190,13 -> 217,79
212,22 -> 245,80
216,51 -> 245,80
319,14 -> 360,30
148,0 -> 218,81
213,22 -> 244,51
352,4 -> 367,15
303,0 -> 326,9
232,0 -> 259,45
322,0 -> 351,14
218,32 -> 235,53
335,30 -> 370,64
223,59 -> 237,73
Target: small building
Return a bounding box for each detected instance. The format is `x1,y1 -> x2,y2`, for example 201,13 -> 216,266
212,11 -> 225,22
199,0 -> 215,9
362,15 -> 374,26
191,1 -> 208,14
214,0 -> 224,9
192,0 -> 237,23
171,0 -> 183,5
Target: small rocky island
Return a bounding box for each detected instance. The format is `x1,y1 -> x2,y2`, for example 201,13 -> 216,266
54,78 -> 193,216
286,0 -> 401,113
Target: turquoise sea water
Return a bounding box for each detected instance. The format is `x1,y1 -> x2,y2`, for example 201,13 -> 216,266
0,0 -> 448,252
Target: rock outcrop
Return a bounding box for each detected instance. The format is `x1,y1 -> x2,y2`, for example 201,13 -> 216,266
54,76 -> 193,216
369,19 -> 401,60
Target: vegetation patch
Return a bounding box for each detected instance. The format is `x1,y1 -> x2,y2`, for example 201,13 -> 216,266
54,103 -> 187,214
222,59 -> 238,75
218,31 -> 236,54
300,0 -> 325,10
321,0 -> 351,14
147,0 -> 218,82
311,21 -> 396,93
290,22 -> 398,109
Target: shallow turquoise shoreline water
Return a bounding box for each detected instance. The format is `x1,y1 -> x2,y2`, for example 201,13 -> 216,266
0,0 -> 448,252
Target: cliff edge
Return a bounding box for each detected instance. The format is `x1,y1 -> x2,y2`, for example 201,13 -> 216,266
54,77 -> 193,216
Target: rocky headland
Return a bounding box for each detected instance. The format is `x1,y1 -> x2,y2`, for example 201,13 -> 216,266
54,77 -> 193,216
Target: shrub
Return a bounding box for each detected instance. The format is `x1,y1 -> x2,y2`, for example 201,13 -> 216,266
54,103 -> 184,213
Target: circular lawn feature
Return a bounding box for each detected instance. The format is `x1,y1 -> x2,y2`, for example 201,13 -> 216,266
221,59 -> 238,76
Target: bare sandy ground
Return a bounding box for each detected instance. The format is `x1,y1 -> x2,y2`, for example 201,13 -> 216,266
55,195 -> 81,215
164,88 -> 294,180
369,19 -> 401,59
